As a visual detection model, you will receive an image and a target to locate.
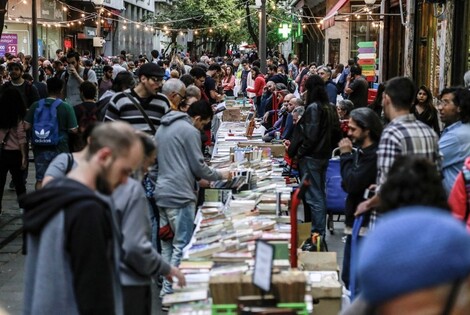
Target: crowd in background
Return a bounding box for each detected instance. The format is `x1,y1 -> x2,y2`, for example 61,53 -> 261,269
1,46 -> 470,314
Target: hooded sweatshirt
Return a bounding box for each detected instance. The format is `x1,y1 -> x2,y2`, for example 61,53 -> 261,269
155,111 -> 223,208
21,178 -> 122,315
112,177 -> 171,285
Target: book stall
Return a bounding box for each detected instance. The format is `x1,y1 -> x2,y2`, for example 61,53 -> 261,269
165,101 -> 343,315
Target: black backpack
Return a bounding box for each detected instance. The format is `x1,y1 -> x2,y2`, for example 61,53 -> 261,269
77,104 -> 98,132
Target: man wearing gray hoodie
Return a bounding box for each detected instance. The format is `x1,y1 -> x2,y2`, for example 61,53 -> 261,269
155,100 -> 230,297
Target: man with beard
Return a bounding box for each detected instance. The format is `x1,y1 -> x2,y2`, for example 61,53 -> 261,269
21,121 -> 143,315
356,77 -> 440,226
338,107 -> 383,294
104,63 -> 169,135
63,50 -> 98,106
2,61 -> 40,108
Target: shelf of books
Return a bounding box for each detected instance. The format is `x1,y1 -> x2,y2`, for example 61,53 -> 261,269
165,120 -> 343,315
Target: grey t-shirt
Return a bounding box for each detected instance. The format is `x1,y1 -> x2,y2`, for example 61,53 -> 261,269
66,67 -> 98,106
44,153 -> 77,180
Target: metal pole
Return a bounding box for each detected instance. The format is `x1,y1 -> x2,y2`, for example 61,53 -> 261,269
31,0 -> 38,81
95,7 -> 102,58
259,0 -> 267,73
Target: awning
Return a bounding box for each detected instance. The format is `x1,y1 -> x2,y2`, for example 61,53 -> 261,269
322,0 -> 350,30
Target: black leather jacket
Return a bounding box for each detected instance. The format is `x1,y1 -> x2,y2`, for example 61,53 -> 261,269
288,101 -> 341,160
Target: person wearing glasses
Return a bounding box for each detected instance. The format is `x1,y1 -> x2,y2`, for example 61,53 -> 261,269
161,78 -> 187,112
104,63 -> 170,135
437,87 -> 470,195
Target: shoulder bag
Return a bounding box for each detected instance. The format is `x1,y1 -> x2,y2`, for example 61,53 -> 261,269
123,92 -> 156,134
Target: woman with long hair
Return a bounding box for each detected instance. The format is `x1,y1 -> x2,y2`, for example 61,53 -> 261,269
0,88 -> 27,215
246,66 -> 266,116
222,65 -> 235,96
412,85 -> 440,135
287,74 -> 341,250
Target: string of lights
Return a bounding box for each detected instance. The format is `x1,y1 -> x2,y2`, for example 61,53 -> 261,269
5,0 -> 387,34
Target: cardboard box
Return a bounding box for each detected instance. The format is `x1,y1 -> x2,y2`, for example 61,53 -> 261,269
222,107 -> 242,122
210,271 -> 306,304
297,223 -> 311,248
313,298 -> 341,315
237,142 -> 286,158
309,271 -> 342,298
297,252 -> 338,272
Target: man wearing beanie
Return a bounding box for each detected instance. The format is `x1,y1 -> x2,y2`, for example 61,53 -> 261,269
341,207 -> 470,315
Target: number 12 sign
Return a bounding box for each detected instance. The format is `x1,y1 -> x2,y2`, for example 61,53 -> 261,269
0,34 -> 18,57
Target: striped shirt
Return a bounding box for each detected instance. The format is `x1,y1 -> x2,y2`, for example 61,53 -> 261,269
104,89 -> 170,135
371,114 -> 441,227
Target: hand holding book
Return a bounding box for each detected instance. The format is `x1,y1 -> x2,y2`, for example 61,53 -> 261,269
166,266 -> 187,288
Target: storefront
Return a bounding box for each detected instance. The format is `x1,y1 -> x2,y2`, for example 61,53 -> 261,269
451,0 -> 470,85
413,1 -> 443,96
2,0 -> 66,58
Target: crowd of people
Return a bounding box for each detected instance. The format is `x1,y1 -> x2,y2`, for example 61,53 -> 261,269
0,46 -> 470,314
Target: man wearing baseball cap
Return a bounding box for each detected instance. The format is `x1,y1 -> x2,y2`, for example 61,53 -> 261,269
342,207 -> 470,315
104,63 -> 170,135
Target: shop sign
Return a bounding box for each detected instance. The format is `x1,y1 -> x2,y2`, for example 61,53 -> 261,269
0,34 -> 18,56
357,41 -> 377,83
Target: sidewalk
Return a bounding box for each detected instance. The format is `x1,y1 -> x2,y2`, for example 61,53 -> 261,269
0,165 -> 36,314
0,239 -> 24,315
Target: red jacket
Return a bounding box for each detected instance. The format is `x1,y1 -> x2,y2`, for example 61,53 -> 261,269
246,75 -> 266,97
449,157 -> 470,232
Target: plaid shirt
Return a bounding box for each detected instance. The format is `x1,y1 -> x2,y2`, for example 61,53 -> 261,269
370,114 -> 441,227
92,64 -> 104,81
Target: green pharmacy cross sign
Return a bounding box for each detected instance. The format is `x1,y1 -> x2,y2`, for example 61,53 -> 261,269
278,23 -> 291,39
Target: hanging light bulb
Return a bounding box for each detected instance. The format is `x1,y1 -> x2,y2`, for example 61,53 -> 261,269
81,13 -> 85,17
63,6 -> 67,11
136,24 -> 140,29
209,28 -> 213,33
144,26 -> 149,31
123,25 -> 127,30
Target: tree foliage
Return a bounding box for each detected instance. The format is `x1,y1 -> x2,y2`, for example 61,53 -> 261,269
146,0 -> 292,54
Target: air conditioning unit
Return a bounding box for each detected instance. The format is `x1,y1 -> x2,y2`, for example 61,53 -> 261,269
93,37 -> 105,47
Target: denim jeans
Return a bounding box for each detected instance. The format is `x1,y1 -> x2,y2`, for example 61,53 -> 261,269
159,202 -> 195,296
147,197 -> 161,253
299,157 -> 329,238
